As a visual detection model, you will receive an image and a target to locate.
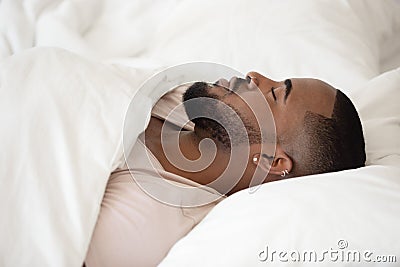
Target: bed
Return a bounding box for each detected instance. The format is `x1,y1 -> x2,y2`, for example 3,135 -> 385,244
0,0 -> 399,266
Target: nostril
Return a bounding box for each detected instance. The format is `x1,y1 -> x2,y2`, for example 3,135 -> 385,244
247,75 -> 259,87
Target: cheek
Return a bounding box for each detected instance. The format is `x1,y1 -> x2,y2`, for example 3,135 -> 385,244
221,96 -> 254,118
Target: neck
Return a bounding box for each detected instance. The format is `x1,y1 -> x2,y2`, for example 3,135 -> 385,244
161,131 -> 229,185
143,117 -> 228,188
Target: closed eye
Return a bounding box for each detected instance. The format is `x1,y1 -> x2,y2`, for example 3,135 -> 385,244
270,87 -> 277,101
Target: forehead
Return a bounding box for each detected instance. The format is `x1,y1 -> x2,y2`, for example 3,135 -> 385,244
290,78 -> 337,118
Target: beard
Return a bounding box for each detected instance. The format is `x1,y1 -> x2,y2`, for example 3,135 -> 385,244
182,82 -> 260,148
182,82 -> 221,121
182,81 -> 216,103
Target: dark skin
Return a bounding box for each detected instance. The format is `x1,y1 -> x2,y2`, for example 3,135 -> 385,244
144,71 -> 337,195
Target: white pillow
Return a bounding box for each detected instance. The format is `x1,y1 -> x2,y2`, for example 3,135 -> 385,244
150,0 -> 400,91
351,67 -> 400,165
159,69 -> 400,266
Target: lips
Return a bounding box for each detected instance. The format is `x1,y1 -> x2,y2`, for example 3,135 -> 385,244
229,76 -> 238,90
216,78 -> 230,88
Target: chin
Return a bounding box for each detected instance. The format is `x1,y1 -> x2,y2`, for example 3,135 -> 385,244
182,82 -> 210,102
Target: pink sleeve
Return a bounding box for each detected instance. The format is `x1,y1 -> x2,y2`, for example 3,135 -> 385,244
151,85 -> 194,131
85,173 -> 216,267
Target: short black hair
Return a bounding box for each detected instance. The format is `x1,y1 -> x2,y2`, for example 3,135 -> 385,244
282,90 -> 366,176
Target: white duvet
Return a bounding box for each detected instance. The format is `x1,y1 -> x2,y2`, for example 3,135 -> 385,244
0,0 -> 399,266
0,48 -> 153,266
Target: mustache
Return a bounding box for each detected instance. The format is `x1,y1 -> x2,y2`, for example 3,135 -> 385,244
231,77 -> 248,92
214,77 -> 249,93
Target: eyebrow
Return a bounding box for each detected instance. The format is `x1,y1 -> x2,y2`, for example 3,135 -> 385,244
284,79 -> 293,103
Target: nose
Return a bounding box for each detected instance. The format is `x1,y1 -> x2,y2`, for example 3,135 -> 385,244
246,71 -> 280,90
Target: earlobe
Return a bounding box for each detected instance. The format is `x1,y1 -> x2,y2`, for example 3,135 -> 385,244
251,145 -> 293,178
270,156 -> 292,173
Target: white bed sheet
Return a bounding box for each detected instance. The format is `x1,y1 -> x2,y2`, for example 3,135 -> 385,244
0,47 -> 153,267
0,1 -> 399,267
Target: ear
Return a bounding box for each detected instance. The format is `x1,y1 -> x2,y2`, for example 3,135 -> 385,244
251,143 -> 293,176
269,144 -> 293,176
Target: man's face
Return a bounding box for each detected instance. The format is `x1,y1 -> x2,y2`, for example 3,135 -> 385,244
182,71 -> 337,193
184,71 -> 337,141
